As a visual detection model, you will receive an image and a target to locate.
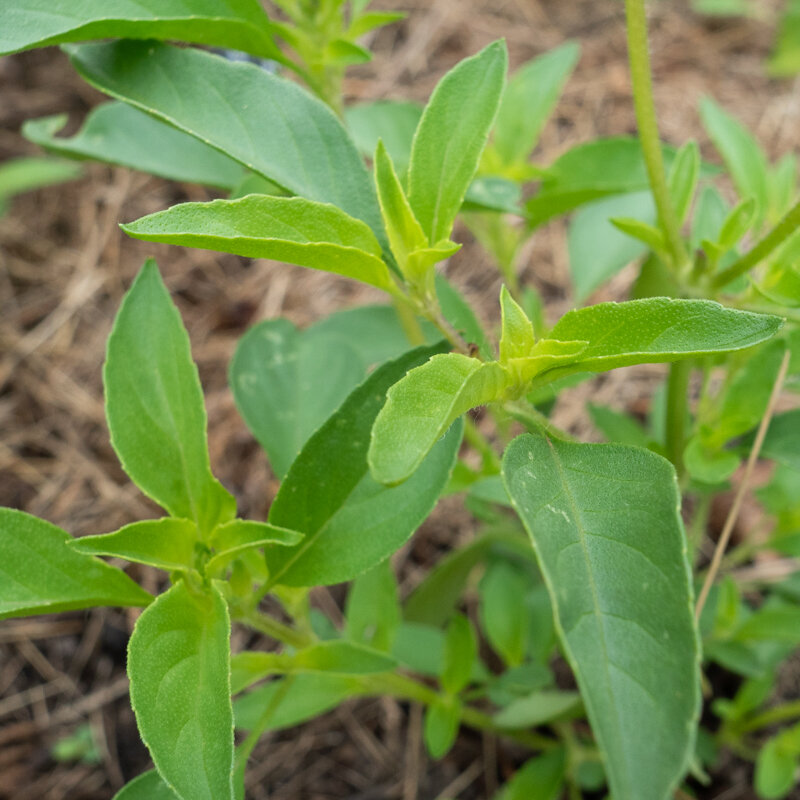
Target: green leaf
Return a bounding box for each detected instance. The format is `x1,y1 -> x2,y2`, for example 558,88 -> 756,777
756,734 -> 799,799
769,0 -> 800,77
230,306 -> 423,479
717,197 -> 757,251
493,690 -> 581,729
70,518 -> 198,571
404,532 -> 508,626
122,195 -> 393,291
541,298 -> 782,380
391,622 -> 490,682
700,97 -> 769,228
128,580 -> 233,800
691,185 -> 729,250
345,560 -> 401,652
462,176 -> 523,215
0,0 -> 281,59
424,697 -> 461,759
493,42 -> 580,167
610,216 -> 667,255
0,508 -> 152,619
113,770 -> 178,800
568,190 -> 655,300
756,264 -> 800,308
742,409 -> 800,472
206,520 -> 303,574
667,141 -> 700,225
231,642 -> 396,692
234,674 -> 362,731
503,434 -> 700,800
493,749 -> 566,800
347,10 -> 405,38
479,560 -> 530,667
588,404 -> 651,449
441,614 -> 478,694
683,437 -> 739,485
345,100 -> 422,176
408,41 -> 508,243
435,274 -> 493,359
325,38 -> 371,65
499,286 -> 536,362
105,260 -> 235,535
267,345 -> 462,586
67,41 -> 387,250
373,140 -> 428,282
23,105 -> 243,190
0,156 -> 81,206
369,353 -> 510,486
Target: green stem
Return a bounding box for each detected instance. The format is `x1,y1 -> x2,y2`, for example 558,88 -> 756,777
239,609 -> 314,650
393,296 -> 427,346
624,0 -> 689,271
739,699 -> 800,734
505,400 -> 575,442
463,417 -> 501,473
665,360 -> 691,481
712,198 -> 800,289
364,672 -> 558,751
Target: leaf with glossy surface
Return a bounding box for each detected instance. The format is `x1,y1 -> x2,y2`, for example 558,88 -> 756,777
105,260 -> 235,535
369,353 -> 510,485
128,580 -> 233,800
541,298 -> 782,380
408,41 -> 507,243
0,508 -> 151,619
493,42 -> 580,167
503,434 -> 700,800
123,196 -> 393,291
67,41 -> 386,249
0,0 -> 280,58
230,306 -> 421,479
24,105 -> 243,189
113,770 -> 178,800
267,345 -> 462,586
70,518 -> 198,571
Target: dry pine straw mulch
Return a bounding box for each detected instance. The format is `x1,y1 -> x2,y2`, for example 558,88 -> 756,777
0,0 -> 797,797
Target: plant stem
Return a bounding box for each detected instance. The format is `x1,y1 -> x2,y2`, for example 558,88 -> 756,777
624,0 -> 689,271
239,609 -> 314,650
712,198 -> 800,289
463,417 -> 501,473
505,400 -> 575,442
695,350 -> 791,619
665,360 -> 691,481
364,671 -> 559,751
739,699 -> 800,733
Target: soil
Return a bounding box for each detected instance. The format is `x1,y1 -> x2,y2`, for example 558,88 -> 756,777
1,0 -> 798,798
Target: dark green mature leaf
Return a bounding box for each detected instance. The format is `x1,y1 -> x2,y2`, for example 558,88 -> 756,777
267,345 -> 462,586
128,580 -> 233,800
700,97 -> 769,226
503,434 -> 700,800
67,41 -> 387,249
369,354 -> 510,485
493,42 -> 580,167
113,770 -> 178,800
568,191 -> 655,301
70,518 -> 198,571
105,260 -> 235,535
408,41 -> 507,243
123,196 -> 394,291
345,101 -> 422,176
0,508 -> 151,619
542,298 -> 782,379
0,0 -> 281,58
230,306 -> 421,479
24,105 -> 243,189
